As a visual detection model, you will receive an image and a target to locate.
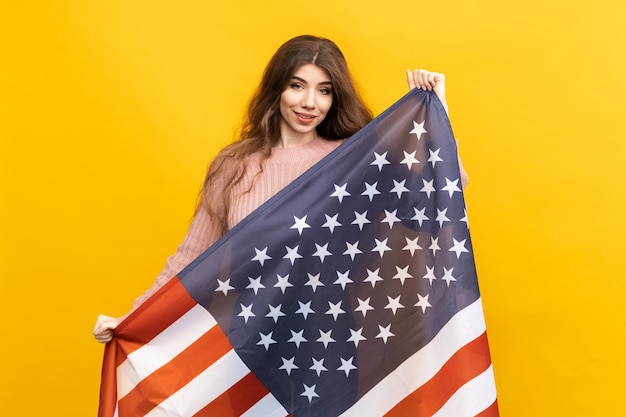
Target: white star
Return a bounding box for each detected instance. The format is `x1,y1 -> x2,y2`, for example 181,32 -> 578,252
257,331 -> 276,351
252,247 -> 271,266
410,120 -> 427,140
347,328 -> 367,347
364,268 -> 384,288
317,329 -> 335,348
331,183 -> 351,203
442,177 -> 462,198
435,208 -> 450,228
390,179 -> 410,198
461,208 -> 469,229
313,243 -> 332,262
288,329 -> 307,347
449,238 -> 469,258
415,293 -> 432,313
423,265 -> 437,285
343,241 -> 362,260
372,238 -> 392,257
352,210 -> 370,230
429,236 -> 441,256
385,295 -> 405,315
310,358 -> 327,376
355,297 -> 374,317
305,273 -> 324,292
420,179 -> 436,198
371,151 -> 390,171
428,148 -> 443,167
266,304 -> 285,323
301,384 -> 319,403
376,324 -> 395,344
215,278 -> 234,296
279,356 -> 299,375
411,207 -> 429,227
334,270 -> 353,290
246,276 -> 265,295
442,267 -> 457,287
283,245 -> 302,265
237,303 -> 255,323
403,236 -> 422,256
290,215 -> 310,235
362,181 -> 381,201
326,301 -> 345,320
337,357 -> 357,376
322,213 -> 342,233
393,265 -> 413,284
274,274 -> 293,294
295,300 -> 315,319
381,209 -> 401,229
401,150 -> 420,169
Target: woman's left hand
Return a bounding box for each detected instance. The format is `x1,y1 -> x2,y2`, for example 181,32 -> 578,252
406,69 -> 448,113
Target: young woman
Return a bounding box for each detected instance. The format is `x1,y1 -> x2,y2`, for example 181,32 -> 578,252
93,34 -> 466,343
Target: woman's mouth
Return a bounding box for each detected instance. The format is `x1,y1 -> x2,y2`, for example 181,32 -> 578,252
295,112 -> 316,123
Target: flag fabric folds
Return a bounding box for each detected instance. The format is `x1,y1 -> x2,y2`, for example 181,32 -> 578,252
99,88 -> 499,417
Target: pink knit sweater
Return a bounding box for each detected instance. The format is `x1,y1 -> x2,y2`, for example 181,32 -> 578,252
131,137 -> 343,310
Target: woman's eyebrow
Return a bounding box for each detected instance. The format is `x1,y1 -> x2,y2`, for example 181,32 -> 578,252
291,75 -> 333,86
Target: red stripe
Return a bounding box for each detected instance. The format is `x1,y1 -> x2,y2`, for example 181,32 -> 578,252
98,340 -> 120,417
98,276 -> 208,416
385,332 -> 492,416
113,277 -> 197,367
193,372 -> 271,417
476,399 -> 500,417
118,325 -> 232,416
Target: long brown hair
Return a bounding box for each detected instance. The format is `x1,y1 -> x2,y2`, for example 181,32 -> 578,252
200,35 -> 373,233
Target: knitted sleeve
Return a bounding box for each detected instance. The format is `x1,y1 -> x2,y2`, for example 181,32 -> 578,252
128,205 -> 223,311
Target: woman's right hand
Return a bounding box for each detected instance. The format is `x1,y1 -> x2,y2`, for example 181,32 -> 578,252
93,314 -> 120,343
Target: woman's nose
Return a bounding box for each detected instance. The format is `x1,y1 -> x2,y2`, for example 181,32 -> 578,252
301,89 -> 315,108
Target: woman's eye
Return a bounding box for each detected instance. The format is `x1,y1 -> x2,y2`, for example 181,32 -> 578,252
320,88 -> 332,95
291,83 -> 304,90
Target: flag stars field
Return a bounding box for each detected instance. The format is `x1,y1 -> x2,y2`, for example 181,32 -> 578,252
252,247 -> 271,266
403,236 -> 423,255
331,183 -> 350,202
215,278 -> 235,295
288,329 -> 307,347
428,147 -> 443,167
390,179 -> 410,198
370,151 -> 390,171
322,213 -> 342,233
400,150 -> 420,169
290,215 -> 310,235
409,120 -> 427,140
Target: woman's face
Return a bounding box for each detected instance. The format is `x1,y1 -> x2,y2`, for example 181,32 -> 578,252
279,64 -> 333,143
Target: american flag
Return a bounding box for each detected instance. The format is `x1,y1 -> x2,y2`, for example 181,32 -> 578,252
99,88 -> 499,417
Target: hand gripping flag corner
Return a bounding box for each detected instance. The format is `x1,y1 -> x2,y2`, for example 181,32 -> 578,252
99,88 -> 499,417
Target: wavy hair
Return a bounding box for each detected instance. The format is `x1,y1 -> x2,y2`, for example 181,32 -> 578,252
200,35 -> 373,233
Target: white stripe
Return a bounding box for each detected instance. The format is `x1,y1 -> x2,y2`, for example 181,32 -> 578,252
144,349 -> 250,417
241,393 -> 288,417
432,365 -> 497,417
341,298 -> 488,416
117,304 -> 218,398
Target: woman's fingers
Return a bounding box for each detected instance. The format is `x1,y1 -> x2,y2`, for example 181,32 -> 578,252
93,314 -> 119,343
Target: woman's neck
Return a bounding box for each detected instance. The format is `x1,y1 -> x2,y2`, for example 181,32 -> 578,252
274,130 -> 319,148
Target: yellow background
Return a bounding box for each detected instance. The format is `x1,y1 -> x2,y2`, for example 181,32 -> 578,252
1,1 -> 625,415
